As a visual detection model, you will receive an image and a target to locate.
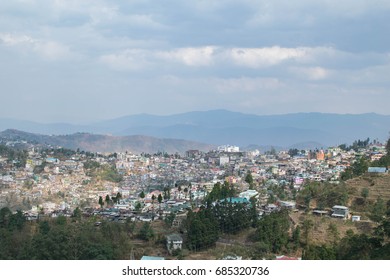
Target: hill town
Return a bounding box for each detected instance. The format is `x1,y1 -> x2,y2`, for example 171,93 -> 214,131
1,133 -> 390,260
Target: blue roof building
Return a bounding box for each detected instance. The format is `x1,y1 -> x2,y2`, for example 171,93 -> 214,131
219,197 -> 249,204
368,167 -> 388,173
141,256 -> 165,260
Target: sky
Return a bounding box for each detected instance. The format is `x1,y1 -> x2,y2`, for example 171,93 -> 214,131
0,0 -> 390,123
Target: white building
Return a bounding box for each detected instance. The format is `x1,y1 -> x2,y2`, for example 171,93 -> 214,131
219,156 -> 230,166
239,190 -> 258,200
218,145 -> 240,152
166,233 -> 183,254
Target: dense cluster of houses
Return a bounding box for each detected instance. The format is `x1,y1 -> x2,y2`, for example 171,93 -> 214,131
0,140 -> 388,224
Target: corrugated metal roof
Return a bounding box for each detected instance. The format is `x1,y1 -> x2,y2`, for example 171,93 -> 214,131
141,256 -> 165,260
368,167 -> 387,173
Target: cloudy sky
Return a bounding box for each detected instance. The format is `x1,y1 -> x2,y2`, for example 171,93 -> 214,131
1,0 -> 389,123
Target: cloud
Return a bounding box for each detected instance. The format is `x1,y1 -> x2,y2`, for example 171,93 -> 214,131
99,45 -> 346,72
0,33 -> 35,45
156,46 -> 216,66
0,33 -> 74,60
1,0 -> 390,121
214,77 -> 283,93
227,46 -> 307,68
290,66 -> 330,81
99,49 -> 151,71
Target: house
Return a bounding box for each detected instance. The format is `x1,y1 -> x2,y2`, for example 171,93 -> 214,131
279,201 -> 296,210
222,254 -> 242,260
219,197 -> 249,204
239,190 -> 258,200
166,233 -> 183,254
141,256 -> 165,260
276,255 -> 301,260
351,215 -> 361,222
265,203 -> 279,212
331,205 -> 349,219
312,210 -> 328,216
367,167 -> 387,174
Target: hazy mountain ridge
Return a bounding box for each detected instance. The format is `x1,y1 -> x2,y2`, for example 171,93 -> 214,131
1,110 -> 389,148
0,129 -> 215,154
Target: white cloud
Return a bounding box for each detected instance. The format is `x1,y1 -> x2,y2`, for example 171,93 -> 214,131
227,46 -> 307,68
214,77 -> 283,93
99,45 -> 344,71
290,66 -> 330,81
99,49 -> 151,71
157,46 -> 216,66
0,33 -> 74,60
246,0 -> 390,27
1,1 -> 390,120
0,33 -> 35,45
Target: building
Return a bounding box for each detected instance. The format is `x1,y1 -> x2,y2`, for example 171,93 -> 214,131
239,190 -> 258,200
219,197 -> 249,204
141,256 -> 165,260
316,150 -> 325,161
219,156 -> 230,166
218,145 -> 239,153
166,233 -> 183,254
331,205 -> 349,219
351,215 -> 361,222
276,255 -> 301,260
279,201 -> 296,210
367,167 -> 387,174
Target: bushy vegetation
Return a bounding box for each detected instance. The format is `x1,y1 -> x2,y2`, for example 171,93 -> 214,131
253,210 -> 291,253
0,144 -> 28,168
338,138 -> 371,152
204,181 -> 236,203
0,207 -> 132,260
296,181 -> 350,209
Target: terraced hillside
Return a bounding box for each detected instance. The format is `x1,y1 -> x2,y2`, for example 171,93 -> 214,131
347,173 -> 390,204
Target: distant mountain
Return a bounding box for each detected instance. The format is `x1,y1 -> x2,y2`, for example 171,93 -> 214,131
1,110 -> 389,149
0,129 -> 215,154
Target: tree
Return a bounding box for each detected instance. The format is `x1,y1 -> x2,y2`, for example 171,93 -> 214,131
178,185 -> 182,194
72,207 -> 82,221
157,194 -> 163,212
138,222 -> 154,241
302,219 -> 314,246
98,196 -> 104,208
186,209 -> 219,251
327,223 -> 339,245
288,148 -> 299,157
139,191 -> 145,200
371,197 -> 386,223
164,212 -> 176,227
249,196 -> 258,227
292,226 -> 301,248
352,157 -> 369,176
163,187 -> 170,200
303,244 -> 337,260
254,210 -> 290,253
112,192 -> 122,204
337,233 -> 381,259
245,171 -> 254,189
105,195 -> 111,207
134,202 -> 142,212
151,194 -> 156,219
361,188 -> 369,204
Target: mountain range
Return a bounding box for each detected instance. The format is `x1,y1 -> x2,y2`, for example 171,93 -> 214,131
0,129 -> 215,154
1,110 -> 389,153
